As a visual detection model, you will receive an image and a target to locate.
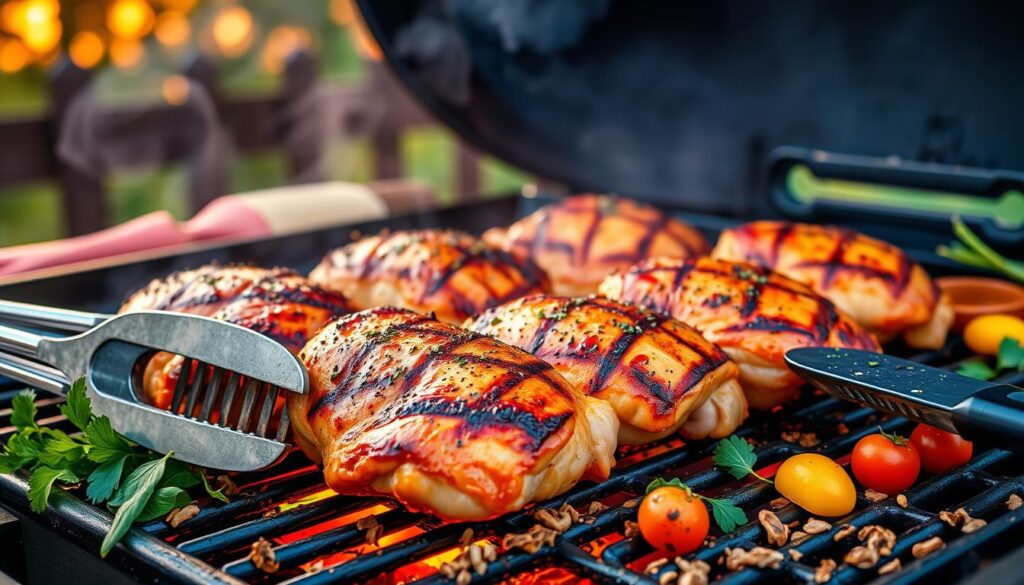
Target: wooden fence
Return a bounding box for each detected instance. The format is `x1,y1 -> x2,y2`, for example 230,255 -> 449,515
0,51 -> 484,237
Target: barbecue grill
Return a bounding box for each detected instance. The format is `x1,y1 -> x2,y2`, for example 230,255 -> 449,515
3,2 -> 1024,584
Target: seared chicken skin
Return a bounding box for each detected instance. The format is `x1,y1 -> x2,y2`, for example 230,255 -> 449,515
288,307 -> 618,521
309,230 -> 549,324
466,296 -> 747,444
119,264 -> 351,410
599,258 -> 880,409
483,194 -> 709,296
712,221 -> 953,349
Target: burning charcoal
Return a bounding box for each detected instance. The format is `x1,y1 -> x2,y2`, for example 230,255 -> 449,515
758,509 -> 789,546
803,518 -> 832,535
722,547 -> 783,570
864,489 -> 888,502
1008,494 -> 1023,511
249,537 -> 280,573
912,536 -> 945,559
878,558 -> 902,575
814,558 -> 837,583
166,504 -> 200,528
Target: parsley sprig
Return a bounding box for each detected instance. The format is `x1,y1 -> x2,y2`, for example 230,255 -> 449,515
712,435 -> 773,485
0,379 -> 228,557
645,478 -> 747,533
936,216 -> 1024,283
957,337 -> 1024,381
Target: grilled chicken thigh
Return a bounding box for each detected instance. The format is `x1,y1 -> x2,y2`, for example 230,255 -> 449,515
483,194 -> 709,296
119,264 -> 351,410
288,307 -> 618,521
599,258 -> 880,409
309,230 -> 549,324
712,221 -> 953,349
466,295 -> 747,444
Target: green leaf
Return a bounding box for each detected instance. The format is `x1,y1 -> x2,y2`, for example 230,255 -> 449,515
59,378 -> 92,432
10,390 -> 38,430
101,452 -> 172,557
713,435 -> 759,480
27,466 -> 79,513
159,459 -> 202,490
646,477 -> 688,494
199,471 -> 229,504
956,360 -> 997,381
997,337 -> 1024,372
86,455 -> 128,503
2,431 -> 44,469
708,499 -> 747,533
136,486 -> 190,523
951,217 -> 1024,283
85,416 -> 133,463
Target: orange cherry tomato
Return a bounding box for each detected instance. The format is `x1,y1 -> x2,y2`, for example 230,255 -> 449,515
851,430 -> 921,494
910,423 -> 973,474
638,486 -> 709,555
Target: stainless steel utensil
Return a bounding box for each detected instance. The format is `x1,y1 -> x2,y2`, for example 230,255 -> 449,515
0,310 -> 308,471
785,347 -> 1024,450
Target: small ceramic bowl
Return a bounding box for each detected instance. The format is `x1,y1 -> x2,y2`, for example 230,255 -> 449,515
936,276 -> 1024,331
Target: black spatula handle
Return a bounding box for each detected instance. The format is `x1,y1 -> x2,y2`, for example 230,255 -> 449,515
952,385 -> 1024,449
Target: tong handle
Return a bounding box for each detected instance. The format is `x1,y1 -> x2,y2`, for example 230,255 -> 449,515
0,299 -> 109,333
0,352 -> 69,396
0,323 -> 46,359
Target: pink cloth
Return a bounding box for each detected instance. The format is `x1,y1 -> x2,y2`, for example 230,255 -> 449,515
0,197 -> 274,278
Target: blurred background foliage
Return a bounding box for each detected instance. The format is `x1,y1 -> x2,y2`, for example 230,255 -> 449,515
0,0 -> 530,246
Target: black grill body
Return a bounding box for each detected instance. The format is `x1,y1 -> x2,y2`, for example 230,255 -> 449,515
1,196 -> 1023,585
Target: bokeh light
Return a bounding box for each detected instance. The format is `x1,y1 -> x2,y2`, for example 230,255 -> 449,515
69,31 -> 105,69
107,0 -> 156,39
109,37 -> 144,68
154,10 -> 190,48
161,74 -> 190,105
0,37 -> 31,73
261,25 -> 312,73
212,5 -> 254,58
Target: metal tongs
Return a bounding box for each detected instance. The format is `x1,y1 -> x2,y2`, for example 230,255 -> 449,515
0,299 -> 308,471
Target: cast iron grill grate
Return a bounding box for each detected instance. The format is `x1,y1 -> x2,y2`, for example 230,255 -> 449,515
2,338 -> 1023,585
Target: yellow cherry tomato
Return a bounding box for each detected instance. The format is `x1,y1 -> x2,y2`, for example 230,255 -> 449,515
963,314 -> 1024,356
775,454 -> 856,517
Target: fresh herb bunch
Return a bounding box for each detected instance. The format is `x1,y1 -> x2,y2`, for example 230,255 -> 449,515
957,337 -> 1024,381
936,216 -> 1024,283
0,378 -> 228,557
645,477 -> 748,533
712,435 -> 773,484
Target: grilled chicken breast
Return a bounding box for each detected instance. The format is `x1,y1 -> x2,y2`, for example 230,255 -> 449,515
599,257 -> 880,409
483,194 -> 709,296
712,221 -> 953,349
465,295 -> 747,444
309,230 -> 550,324
119,264 -> 351,410
288,307 -> 618,521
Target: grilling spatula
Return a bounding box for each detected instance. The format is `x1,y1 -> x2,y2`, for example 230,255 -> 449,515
785,347 -> 1024,449
0,310 -> 308,471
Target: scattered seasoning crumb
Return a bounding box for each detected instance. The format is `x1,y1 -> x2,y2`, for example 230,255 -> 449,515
897,494 -> 908,508
305,559 -> 325,575
357,516 -> 383,546
673,558 -> 711,585
787,549 -> 803,561
798,433 -> 821,448
587,501 -> 609,515
878,558 -> 901,575
940,507 -> 988,533
644,558 -> 669,574
459,528 -> 475,548
166,503 -> 200,528
214,475 -> 238,496
249,537 -> 280,573
504,525 -> 557,554
781,431 -> 801,443
759,509 -> 790,546
837,423 -> 850,435
439,542 -> 498,581
963,518 -> 987,533
658,571 -> 679,585
722,547 -> 784,570
803,518 -> 832,535
623,498 -> 639,508
533,503 -> 578,532
844,546 -> 879,569
864,489 -> 888,502
624,520 -> 640,539
790,531 -> 810,545
912,536 -> 945,559
868,361 -> 880,367
814,558 -> 837,583
833,524 -> 856,542
770,497 -> 791,510
1008,494 -> 1023,510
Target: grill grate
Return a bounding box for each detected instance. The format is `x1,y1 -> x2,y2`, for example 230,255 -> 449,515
2,338 -> 1023,585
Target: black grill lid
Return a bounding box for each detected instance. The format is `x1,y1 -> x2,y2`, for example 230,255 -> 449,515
355,0 -> 1024,216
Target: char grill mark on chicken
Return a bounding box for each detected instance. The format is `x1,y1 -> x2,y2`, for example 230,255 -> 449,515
712,221 -> 953,348
309,229 -> 550,325
466,295 -> 748,444
600,257 -> 880,410
289,307 -> 618,521
483,194 -> 709,296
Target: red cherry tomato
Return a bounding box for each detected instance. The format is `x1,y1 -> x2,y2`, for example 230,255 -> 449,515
910,423 -> 973,474
851,430 -> 921,494
638,486 -> 709,555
